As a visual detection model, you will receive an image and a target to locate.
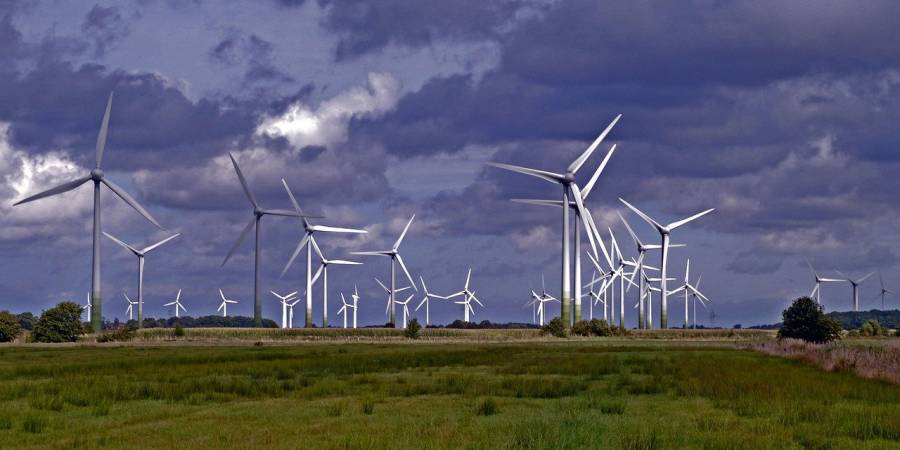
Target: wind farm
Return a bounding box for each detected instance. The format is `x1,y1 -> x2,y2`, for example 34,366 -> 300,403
1,2 -> 899,448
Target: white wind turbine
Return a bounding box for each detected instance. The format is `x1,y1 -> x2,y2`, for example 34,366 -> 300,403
353,215 -> 418,328
123,292 -> 137,321
163,289 -> 187,318
835,270 -> 874,312
338,293 -> 356,329
584,271 -> 606,321
488,115 -> 622,327
374,278 -> 412,323
416,276 -> 448,326
271,290 -> 298,329
222,155 -> 314,328
509,142 -> 620,324
677,260 -> 710,329
872,273 -> 895,310
806,261 -> 843,305
309,237 -> 362,328
445,269 -> 484,323
14,93 -> 165,332
394,293 -> 415,329
619,199 -> 714,329
528,275 -> 559,326
287,295 -> 303,329
280,179 -> 367,328
103,231 -> 180,328
217,289 -> 238,317
83,292 -> 92,322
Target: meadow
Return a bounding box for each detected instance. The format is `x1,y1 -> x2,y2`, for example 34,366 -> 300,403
0,340 -> 897,449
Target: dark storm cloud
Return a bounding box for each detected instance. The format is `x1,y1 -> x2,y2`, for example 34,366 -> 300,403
318,0 -> 537,60
81,5 -> 135,57
209,29 -> 294,88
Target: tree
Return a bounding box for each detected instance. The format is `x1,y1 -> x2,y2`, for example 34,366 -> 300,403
778,297 -> 842,343
859,319 -> 886,337
541,317 -> 568,338
33,302 -> 85,343
404,318 -> 422,339
0,311 -> 21,342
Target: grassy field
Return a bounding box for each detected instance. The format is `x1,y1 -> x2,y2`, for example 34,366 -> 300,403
0,341 -> 897,449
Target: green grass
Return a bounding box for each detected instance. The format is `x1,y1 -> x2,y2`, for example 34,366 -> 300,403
0,342 -> 897,449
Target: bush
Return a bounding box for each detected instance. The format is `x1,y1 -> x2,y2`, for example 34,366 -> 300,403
572,320 -> 593,337
778,297 -> 842,344
0,311 -> 22,342
96,326 -> 135,343
476,398 -> 498,416
174,323 -> 185,337
541,317 -> 568,338
33,302 -> 85,343
589,319 -> 612,336
404,318 -> 421,339
859,319 -> 887,337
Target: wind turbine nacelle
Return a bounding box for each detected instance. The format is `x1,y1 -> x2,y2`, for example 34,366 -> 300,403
90,169 -> 104,181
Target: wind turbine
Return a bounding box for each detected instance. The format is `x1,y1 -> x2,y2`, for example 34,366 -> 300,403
13,93 -> 164,332
619,198 -> 714,329
338,293 -> 355,329
103,231 -> 179,328
446,269 -> 484,323
287,295 -> 303,328
416,276 -> 448,327
221,155 -> 312,328
806,261 -> 843,305
217,289 -> 238,317
350,285 -> 361,328
678,260 -> 710,329
488,114 -> 622,327
271,290 -> 298,329
280,179 -> 367,328
835,270 -> 874,312
528,275 -> 559,326
395,293 -> 415,329
353,215 -> 417,328
309,237 -> 362,328
123,292 -> 137,321
374,278 -> 412,324
872,273 -> 895,310
83,292 -> 92,322
163,289 -> 187,318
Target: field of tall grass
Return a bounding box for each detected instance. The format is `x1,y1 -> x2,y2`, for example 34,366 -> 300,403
0,342 -> 897,449
749,338 -> 900,384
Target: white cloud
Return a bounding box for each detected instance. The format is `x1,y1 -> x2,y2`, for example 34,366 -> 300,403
257,72 -> 400,150
511,225 -> 554,250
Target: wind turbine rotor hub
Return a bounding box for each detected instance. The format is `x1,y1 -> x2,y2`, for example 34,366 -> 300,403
90,169 -> 104,181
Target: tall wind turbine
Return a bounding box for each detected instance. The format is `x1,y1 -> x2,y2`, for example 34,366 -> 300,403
353,215 -> 417,328
13,93 -> 164,332
271,290 -> 298,328
123,292 -> 137,321
103,232 -> 179,328
806,261 -> 843,305
836,270 -> 874,312
678,260 -> 710,329
416,276 -> 447,326
488,114 -> 621,328
217,289 -> 238,317
619,198 -> 714,329
872,273 -> 895,310
394,293 -> 415,329
374,278 -> 412,324
280,179 -> 367,328
221,154 -> 312,327
309,238 -> 362,328
445,269 -> 484,323
338,293 -> 355,329
350,285 -> 361,329
163,289 -> 187,318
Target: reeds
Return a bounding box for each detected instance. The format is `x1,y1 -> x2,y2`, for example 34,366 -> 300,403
749,338 -> 900,384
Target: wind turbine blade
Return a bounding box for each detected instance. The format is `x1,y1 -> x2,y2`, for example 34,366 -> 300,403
310,225 -> 367,234
101,178 -> 164,229
393,215 -> 415,249
617,211 -> 642,247
261,208 -> 305,217
858,272 -> 875,284
618,198 -> 664,233
280,233 -> 310,277
667,208 -> 715,231
95,92 -> 113,169
141,233 -> 180,254
567,114 -> 622,174
510,199 -> 565,208
465,268 -> 472,290
571,184 -> 600,259
374,278 -> 389,293
583,208 -> 614,268
217,303 -> 225,312
581,143 -> 618,199
351,251 -> 392,256
228,153 -> 258,209
102,231 -> 139,254
329,260 -> 362,265
486,162 -> 566,184
310,235 -> 325,262
13,176 -> 91,206
311,264 -> 324,285
176,289 -> 181,301
395,254 -> 417,291
222,216 -> 256,266
281,178 -> 310,229
219,289 -> 226,301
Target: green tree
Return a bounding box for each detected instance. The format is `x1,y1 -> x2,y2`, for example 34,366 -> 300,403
541,317 -> 569,338
404,318 -> 422,339
778,297 -> 842,343
0,311 -> 21,342
859,319 -> 886,337
33,302 -> 85,343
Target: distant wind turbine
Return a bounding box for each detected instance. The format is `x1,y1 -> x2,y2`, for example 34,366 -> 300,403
353,215 -> 417,328
123,292 -> 137,321
13,93 -> 165,332
271,290 -> 298,329
445,269 -> 484,323
416,276 -> 447,326
835,270 -> 874,312
217,289 -> 238,317
872,273 -> 895,310
309,237 -> 362,328
163,289 -> 187,318
806,261 -> 843,305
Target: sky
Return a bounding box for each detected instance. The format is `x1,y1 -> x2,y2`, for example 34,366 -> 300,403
1,0 -> 899,327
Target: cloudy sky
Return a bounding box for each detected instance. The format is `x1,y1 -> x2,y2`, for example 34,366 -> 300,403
1,0 -> 899,327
